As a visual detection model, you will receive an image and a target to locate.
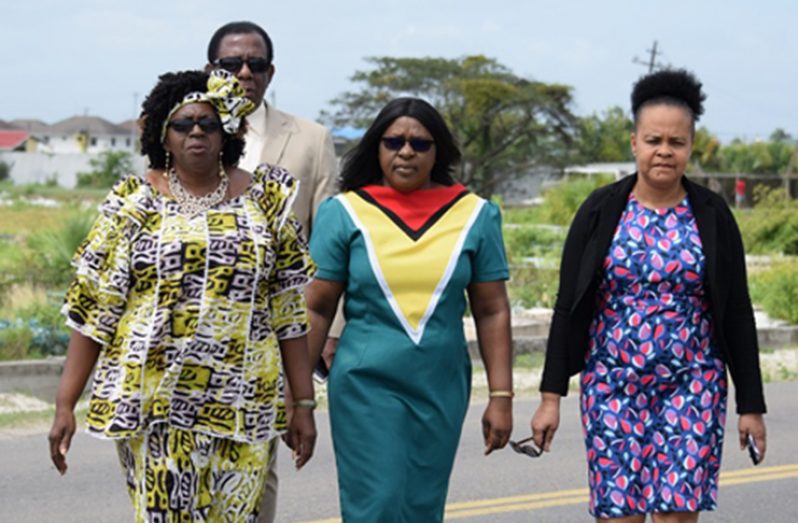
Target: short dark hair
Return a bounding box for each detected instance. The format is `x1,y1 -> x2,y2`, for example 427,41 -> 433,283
631,69 -> 706,132
207,21 -> 273,65
340,97 -> 461,191
139,70 -> 246,169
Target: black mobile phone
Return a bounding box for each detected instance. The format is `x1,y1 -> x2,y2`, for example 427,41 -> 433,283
746,434 -> 761,466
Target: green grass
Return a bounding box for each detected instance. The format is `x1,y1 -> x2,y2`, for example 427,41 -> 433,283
0,404 -> 88,431
503,206 -> 545,224
750,258 -> 798,323
0,407 -> 56,429
0,181 -> 107,203
513,352 -> 546,369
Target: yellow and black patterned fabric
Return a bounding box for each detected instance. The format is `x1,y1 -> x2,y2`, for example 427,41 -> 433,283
116,423 -> 273,522
63,164 -> 313,443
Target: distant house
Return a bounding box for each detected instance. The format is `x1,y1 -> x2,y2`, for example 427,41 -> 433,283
9,119 -> 49,152
41,116 -> 136,153
0,121 -> 38,152
0,119 -> 21,131
0,115 -> 143,188
10,116 -> 137,154
0,130 -> 38,152
7,119 -> 48,133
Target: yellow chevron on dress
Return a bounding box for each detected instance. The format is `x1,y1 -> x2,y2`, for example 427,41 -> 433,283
338,192 -> 484,344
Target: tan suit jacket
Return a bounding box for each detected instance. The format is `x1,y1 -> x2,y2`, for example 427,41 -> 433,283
241,103 -> 344,339
252,105 -> 341,523
241,103 -> 338,237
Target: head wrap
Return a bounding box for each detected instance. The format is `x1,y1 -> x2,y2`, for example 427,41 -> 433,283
161,69 -> 256,142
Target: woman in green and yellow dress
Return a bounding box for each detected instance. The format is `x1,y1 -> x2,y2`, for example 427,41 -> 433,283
306,97 -> 514,522
48,69 -> 316,522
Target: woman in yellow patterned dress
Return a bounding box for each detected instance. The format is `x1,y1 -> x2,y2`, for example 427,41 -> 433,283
47,69 -> 317,522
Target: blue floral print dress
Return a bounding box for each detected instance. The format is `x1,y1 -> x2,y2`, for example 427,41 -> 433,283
581,193 -> 728,518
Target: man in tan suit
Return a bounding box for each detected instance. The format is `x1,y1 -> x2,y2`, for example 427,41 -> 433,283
206,21 -> 339,523
206,21 -> 337,235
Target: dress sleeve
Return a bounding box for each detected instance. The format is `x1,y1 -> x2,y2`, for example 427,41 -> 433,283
471,201 -> 510,282
269,213 -> 315,340
309,197 -> 350,282
253,165 -> 316,341
61,176 -> 142,346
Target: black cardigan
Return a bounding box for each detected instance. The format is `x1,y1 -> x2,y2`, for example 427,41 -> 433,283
540,174 -> 767,414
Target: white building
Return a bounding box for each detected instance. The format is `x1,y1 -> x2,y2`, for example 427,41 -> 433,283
11,116 -> 138,154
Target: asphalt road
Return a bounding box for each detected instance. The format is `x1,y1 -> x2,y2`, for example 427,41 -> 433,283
2,381 -> 796,522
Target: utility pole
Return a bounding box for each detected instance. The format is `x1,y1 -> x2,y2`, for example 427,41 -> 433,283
633,41 -> 666,73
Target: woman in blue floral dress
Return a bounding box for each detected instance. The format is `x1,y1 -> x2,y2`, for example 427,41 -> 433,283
531,70 -> 767,522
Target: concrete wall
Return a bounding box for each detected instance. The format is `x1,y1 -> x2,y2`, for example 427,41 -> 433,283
5,323 -> 794,402
0,151 -> 147,188
0,358 -> 67,402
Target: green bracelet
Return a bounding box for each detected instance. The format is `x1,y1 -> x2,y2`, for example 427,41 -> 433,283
294,399 -> 318,410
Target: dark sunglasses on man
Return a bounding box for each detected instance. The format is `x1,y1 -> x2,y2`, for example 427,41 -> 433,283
213,56 -> 271,74
509,436 -> 543,458
167,116 -> 222,134
381,137 -> 435,153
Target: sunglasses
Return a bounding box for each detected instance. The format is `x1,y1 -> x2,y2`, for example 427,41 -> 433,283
381,137 -> 435,152
509,436 -> 543,458
167,116 -> 222,134
213,56 -> 271,74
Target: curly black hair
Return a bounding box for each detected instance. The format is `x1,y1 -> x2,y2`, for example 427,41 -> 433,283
340,97 -> 461,192
631,69 -> 706,131
139,70 -> 246,169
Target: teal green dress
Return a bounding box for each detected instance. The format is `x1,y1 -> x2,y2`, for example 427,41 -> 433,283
309,185 -> 509,522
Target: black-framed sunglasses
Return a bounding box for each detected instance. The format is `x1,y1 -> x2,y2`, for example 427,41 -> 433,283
213,56 -> 271,74
381,137 -> 435,152
167,116 -> 222,134
509,436 -> 543,458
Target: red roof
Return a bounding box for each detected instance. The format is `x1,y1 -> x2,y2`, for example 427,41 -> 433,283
0,130 -> 30,150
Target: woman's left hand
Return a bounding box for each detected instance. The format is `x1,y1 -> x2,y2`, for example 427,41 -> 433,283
287,407 -> 317,469
738,413 -> 767,464
482,397 -> 513,455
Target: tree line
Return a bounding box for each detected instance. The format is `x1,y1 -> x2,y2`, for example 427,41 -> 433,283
322,55 -> 797,197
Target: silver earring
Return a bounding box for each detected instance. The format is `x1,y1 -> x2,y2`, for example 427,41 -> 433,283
218,151 -> 225,178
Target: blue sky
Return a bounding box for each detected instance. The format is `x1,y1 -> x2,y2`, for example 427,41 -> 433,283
2,0 -> 796,142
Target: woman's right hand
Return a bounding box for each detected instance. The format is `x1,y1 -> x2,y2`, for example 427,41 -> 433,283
287,408 -> 317,470
48,407 -> 76,475
47,331 -> 102,475
531,392 -> 561,452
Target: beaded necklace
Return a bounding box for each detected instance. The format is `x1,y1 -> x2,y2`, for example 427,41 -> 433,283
167,169 -> 229,216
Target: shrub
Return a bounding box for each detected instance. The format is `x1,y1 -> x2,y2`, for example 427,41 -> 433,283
508,265 -> 559,309
76,150 -> 134,188
15,297 -> 69,356
0,160 -> 10,182
503,225 -> 565,264
0,289 -> 69,360
499,176 -> 612,311
0,322 -> 34,360
0,239 -> 27,299
737,186 -> 798,255
533,173 -> 615,225
749,258 -> 798,324
24,211 -> 94,288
